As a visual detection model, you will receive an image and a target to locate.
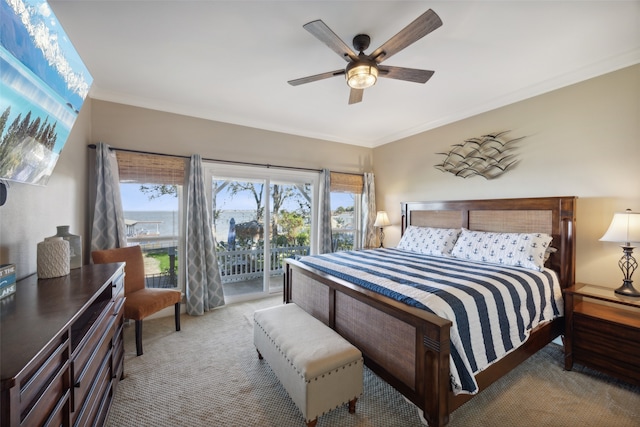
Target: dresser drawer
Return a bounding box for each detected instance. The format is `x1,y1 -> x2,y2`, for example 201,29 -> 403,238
573,315 -> 640,366
573,346 -> 640,384
14,333 -> 70,427
72,312 -> 115,415
42,389 -> 70,427
93,367 -> 116,427
20,359 -> 70,427
112,309 -> 125,384
73,349 -> 112,427
574,311 -> 640,341
72,303 -> 114,380
113,292 -> 125,316
112,270 -> 125,310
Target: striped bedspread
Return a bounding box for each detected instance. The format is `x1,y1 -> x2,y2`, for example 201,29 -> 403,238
298,248 -> 563,395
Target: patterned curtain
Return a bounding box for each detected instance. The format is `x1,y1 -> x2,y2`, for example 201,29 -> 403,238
318,169 -> 333,254
90,142 -> 127,251
185,154 -> 225,315
361,172 -> 376,249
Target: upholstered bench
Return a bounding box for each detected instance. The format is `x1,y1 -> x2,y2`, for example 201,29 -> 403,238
253,303 -> 363,427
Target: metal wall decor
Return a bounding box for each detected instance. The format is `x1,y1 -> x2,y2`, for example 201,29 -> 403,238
434,131 -> 525,179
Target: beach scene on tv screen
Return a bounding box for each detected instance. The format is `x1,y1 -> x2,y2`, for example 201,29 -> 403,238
0,0 -> 92,186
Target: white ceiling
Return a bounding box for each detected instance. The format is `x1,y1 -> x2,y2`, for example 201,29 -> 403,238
48,1 -> 640,148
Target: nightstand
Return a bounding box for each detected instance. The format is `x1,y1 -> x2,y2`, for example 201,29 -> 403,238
564,283 -> 640,386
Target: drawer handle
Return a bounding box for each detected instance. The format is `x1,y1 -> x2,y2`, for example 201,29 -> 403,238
74,381 -> 81,388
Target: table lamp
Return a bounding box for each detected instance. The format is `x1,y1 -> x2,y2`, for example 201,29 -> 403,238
374,211 -> 391,248
599,209 -> 640,297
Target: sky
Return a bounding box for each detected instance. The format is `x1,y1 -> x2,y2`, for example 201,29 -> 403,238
120,184 -> 177,211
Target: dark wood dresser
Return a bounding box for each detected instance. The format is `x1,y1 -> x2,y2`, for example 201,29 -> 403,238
564,282 -> 640,386
1,263 -> 125,427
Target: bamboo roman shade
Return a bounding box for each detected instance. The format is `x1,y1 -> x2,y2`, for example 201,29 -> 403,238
115,151 -> 187,185
330,172 -> 363,194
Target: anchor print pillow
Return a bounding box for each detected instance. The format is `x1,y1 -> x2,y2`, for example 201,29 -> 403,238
451,228 -> 552,271
397,226 -> 462,257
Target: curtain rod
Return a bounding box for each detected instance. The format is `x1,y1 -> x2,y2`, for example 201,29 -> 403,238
87,144 -> 364,176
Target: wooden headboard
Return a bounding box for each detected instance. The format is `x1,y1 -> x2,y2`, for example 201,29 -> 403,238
401,196 -> 577,288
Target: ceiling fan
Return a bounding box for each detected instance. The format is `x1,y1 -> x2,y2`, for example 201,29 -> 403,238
288,9 -> 443,104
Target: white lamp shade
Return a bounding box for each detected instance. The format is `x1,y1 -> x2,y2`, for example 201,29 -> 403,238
599,210 -> 640,244
374,211 -> 391,227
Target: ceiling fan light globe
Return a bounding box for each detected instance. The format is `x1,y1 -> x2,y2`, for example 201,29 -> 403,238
346,63 -> 378,89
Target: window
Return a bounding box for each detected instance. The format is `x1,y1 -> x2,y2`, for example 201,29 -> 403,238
116,151 -> 187,290
113,154 -> 364,296
330,172 -> 364,251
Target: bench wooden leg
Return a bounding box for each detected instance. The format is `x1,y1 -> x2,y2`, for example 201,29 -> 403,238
348,397 -> 357,414
306,419 -> 317,427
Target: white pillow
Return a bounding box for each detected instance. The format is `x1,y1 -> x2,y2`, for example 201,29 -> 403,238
451,228 -> 553,271
397,226 -> 461,257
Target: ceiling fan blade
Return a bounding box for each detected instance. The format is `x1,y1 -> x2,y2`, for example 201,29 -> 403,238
303,20 -> 358,62
348,88 -> 363,104
288,69 -> 345,86
378,66 -> 434,83
369,9 -> 443,63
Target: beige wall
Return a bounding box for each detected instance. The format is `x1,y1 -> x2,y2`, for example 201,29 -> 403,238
90,101 -> 373,174
0,99 -> 93,280
373,64 -> 640,288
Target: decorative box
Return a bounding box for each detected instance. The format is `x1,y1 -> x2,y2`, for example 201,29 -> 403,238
0,264 -> 16,300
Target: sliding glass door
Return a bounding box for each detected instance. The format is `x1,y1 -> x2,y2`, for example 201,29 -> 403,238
212,176 -> 266,299
206,164 -> 317,302
268,180 -> 313,284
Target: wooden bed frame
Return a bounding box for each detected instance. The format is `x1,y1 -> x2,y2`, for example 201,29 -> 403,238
284,196 -> 576,426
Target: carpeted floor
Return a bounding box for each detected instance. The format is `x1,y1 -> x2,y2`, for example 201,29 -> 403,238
106,296 -> 640,427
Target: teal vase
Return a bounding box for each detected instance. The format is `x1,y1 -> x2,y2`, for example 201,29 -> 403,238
54,226 -> 82,269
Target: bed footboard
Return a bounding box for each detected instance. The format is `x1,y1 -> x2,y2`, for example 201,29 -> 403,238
285,260 -> 453,427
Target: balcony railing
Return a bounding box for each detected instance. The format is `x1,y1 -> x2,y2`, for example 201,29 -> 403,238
216,245 -> 310,283
144,244 -> 310,288
145,272 -> 177,288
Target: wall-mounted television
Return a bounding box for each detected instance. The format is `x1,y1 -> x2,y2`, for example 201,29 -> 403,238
0,0 -> 92,186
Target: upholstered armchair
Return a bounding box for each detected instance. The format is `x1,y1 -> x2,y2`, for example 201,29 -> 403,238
92,245 -> 182,356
